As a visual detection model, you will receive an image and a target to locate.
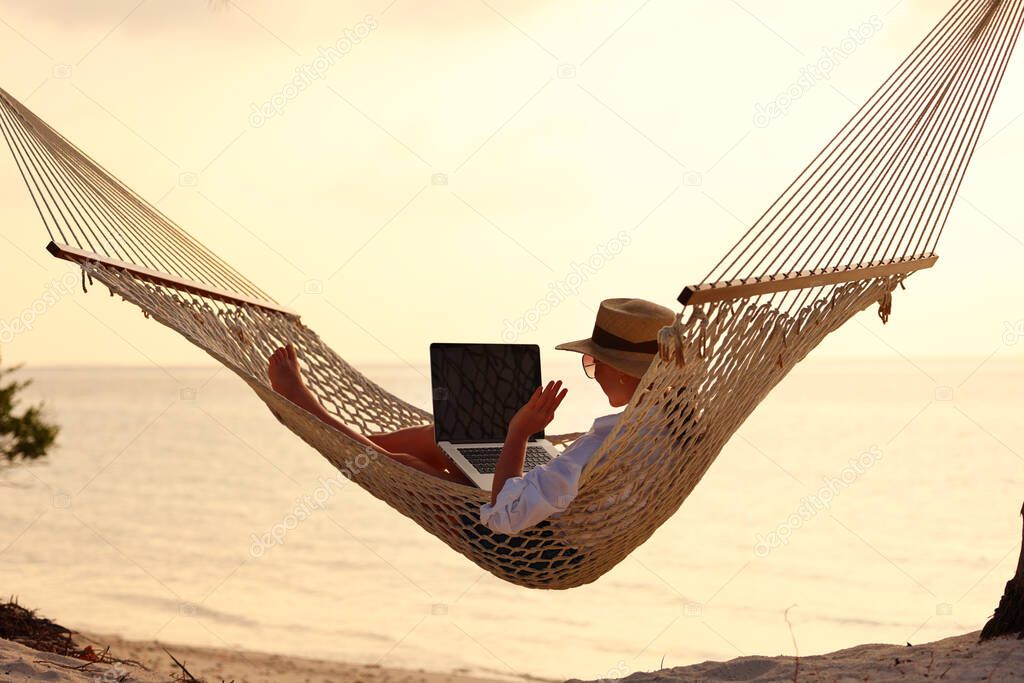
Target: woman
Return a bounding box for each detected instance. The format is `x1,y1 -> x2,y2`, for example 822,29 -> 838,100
267,297 -> 676,534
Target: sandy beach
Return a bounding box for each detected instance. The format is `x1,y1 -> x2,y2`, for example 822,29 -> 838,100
0,629 -> 530,683
569,631 -> 1024,682
5,627 -> 1024,682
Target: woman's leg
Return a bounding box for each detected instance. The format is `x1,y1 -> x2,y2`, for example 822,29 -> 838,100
369,424 -> 473,486
268,345 -> 471,485
367,424 -> 437,463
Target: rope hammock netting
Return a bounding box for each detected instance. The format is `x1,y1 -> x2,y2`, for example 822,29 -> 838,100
1,0 -> 1022,589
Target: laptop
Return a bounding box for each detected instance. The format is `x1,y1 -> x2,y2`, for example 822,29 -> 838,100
430,342 -> 560,490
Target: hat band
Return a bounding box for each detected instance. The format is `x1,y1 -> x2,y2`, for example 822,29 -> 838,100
591,324 -> 660,354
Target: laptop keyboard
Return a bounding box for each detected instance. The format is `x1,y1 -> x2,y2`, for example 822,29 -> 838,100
459,445 -> 551,474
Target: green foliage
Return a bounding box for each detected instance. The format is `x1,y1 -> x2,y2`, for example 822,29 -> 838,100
0,354 -> 58,464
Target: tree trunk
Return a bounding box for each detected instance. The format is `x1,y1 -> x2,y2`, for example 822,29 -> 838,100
980,502 -> 1024,640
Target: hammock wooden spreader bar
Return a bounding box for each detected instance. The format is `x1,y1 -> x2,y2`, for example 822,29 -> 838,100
678,254 -> 939,306
1,0 -> 1021,590
46,241 -> 301,319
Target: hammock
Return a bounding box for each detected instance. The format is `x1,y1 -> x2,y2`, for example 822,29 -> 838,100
1,0 -> 1021,590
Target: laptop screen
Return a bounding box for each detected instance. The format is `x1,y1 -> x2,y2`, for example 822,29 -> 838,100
430,343 -> 544,444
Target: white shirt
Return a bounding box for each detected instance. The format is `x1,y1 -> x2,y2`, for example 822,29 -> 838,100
478,411 -> 625,535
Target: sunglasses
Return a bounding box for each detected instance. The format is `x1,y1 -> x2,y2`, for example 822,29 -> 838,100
582,353 -> 597,379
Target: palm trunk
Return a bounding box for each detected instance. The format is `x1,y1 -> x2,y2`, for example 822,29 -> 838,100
980,502 -> 1024,640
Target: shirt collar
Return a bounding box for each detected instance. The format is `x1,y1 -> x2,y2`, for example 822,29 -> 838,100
593,411 -> 625,433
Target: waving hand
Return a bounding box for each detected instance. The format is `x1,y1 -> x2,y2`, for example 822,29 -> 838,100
508,380 -> 568,438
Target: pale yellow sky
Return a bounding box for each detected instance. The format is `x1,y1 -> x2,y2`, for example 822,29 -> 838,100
1,0 -> 1023,368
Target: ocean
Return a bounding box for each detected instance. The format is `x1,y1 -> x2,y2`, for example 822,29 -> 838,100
1,356 -> 1021,681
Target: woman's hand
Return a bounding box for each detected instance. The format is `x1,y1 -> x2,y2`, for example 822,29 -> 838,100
508,380 -> 568,438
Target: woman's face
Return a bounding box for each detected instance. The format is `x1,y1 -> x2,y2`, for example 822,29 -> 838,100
592,358 -> 639,408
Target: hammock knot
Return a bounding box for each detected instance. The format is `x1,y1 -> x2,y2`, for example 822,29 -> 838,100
687,306 -> 710,359
661,308 -> 699,367
877,289 -> 893,324
658,319 -> 685,367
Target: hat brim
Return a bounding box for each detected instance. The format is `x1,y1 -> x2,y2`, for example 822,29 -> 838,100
555,338 -> 656,379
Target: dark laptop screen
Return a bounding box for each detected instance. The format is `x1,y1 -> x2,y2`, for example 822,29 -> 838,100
430,343 -> 544,444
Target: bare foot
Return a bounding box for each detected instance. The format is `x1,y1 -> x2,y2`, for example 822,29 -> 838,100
268,343 -> 325,417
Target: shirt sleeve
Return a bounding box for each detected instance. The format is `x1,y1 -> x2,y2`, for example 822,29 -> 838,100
478,431 -> 603,535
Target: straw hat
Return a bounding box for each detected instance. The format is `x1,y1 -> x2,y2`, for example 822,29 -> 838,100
556,298 -> 676,379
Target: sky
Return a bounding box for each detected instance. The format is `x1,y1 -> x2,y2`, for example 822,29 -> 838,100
1,0 -> 1023,368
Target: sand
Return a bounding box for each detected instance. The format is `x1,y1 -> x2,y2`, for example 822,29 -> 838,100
569,631 -> 1024,682
0,630 -> 529,683
5,629 -> 1024,682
